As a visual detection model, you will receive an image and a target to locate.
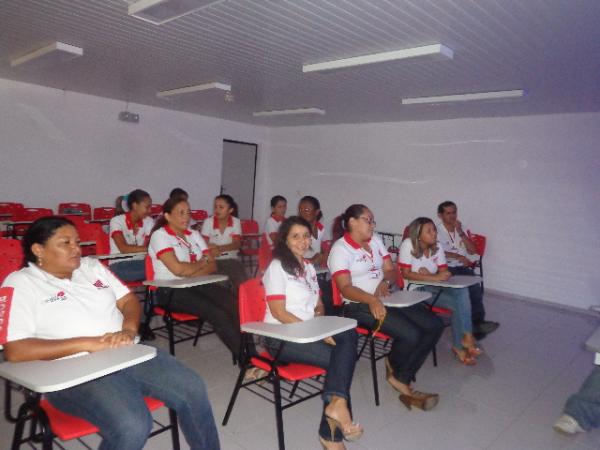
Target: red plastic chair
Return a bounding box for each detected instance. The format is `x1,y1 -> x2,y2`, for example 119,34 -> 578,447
467,231 -> 487,292
143,256 -> 212,355
0,238 -> 22,285
190,209 -> 208,221
57,203 -> 91,220
240,219 -> 260,271
0,286 -> 181,450
149,204 -> 162,217
92,207 -> 116,221
331,279 -> 390,406
77,222 -> 106,256
256,234 -> 273,275
222,278 -> 326,450
0,203 -> 24,225
11,208 -> 53,238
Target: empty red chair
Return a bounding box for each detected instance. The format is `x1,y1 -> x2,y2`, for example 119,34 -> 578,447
467,231 -> 487,291
150,204 -> 162,217
257,234 -> 273,275
190,209 -> 208,221
93,207 -> 116,221
57,203 -> 91,220
11,208 -> 53,238
77,222 -> 105,256
240,219 -> 260,270
0,238 -> 23,283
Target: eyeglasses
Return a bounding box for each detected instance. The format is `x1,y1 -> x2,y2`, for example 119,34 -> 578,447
359,216 -> 376,226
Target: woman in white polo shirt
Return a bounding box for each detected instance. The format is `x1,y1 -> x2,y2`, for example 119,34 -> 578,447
399,217 -> 481,365
264,195 -> 287,247
263,216 -> 361,449
1,216 -> 220,450
149,197 -> 240,360
328,204 -> 443,411
108,189 -> 154,282
201,194 -> 247,293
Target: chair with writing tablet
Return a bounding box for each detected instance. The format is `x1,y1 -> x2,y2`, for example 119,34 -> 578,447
92,207 -> 115,221
222,278 -> 355,450
0,286 -> 181,450
467,231 -> 486,293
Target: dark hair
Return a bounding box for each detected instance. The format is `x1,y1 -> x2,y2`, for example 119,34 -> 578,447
151,197 -> 189,234
332,204 -> 368,240
407,217 -> 439,258
273,216 -> 312,276
215,194 -> 238,218
299,195 -> 323,221
126,189 -> 151,209
437,200 -> 456,214
114,195 -> 126,215
22,216 -> 75,266
169,187 -> 188,200
270,195 -> 287,208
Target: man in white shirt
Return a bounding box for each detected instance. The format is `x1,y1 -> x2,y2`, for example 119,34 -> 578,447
437,201 -> 499,339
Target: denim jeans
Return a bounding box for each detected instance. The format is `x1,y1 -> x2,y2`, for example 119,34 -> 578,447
564,366 -> 600,430
448,265 -> 485,323
343,302 -> 443,384
110,259 -> 145,282
264,328 -> 358,442
422,285 -> 472,348
46,348 -> 220,450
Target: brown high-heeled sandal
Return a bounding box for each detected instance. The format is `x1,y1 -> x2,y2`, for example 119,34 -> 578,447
319,436 -> 346,450
399,390 -> 439,411
324,415 -> 363,442
452,347 -> 477,366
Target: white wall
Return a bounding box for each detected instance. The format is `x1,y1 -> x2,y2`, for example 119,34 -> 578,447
257,113 -> 600,310
0,79 -> 266,212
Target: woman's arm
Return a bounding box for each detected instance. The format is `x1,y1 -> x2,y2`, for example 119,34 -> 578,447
267,299 -> 303,324
112,233 -> 147,253
3,337 -> 113,362
335,272 -> 386,320
214,238 -> 242,253
401,265 -> 450,282
158,251 -> 217,277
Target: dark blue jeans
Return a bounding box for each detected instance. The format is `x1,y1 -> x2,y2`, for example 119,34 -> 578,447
565,366 -> 600,430
343,302 -> 443,384
46,349 -> 220,450
264,328 -> 358,442
110,259 -> 145,282
448,265 -> 485,324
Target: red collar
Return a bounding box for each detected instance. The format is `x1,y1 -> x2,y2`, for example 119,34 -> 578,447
164,225 -> 191,236
316,221 -> 324,231
271,214 -> 285,223
343,232 -> 370,249
213,215 -> 233,229
124,212 -> 143,230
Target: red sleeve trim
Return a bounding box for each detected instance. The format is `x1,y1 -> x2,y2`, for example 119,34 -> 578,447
156,247 -> 174,258
332,269 -> 350,278
202,249 -> 210,255
399,263 -> 412,268
383,254 -> 391,260
201,235 -> 209,241
231,234 -> 241,240
266,294 -> 286,302
0,287 -> 14,343
110,230 -> 124,238
438,264 -> 448,269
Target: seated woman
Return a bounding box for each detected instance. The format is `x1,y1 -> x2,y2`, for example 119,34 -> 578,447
263,216 -> 362,450
399,217 -> 481,365
149,197 -> 241,360
2,217 -> 220,450
328,204 -> 443,411
201,194 -> 247,293
264,195 -> 287,247
108,189 -> 154,282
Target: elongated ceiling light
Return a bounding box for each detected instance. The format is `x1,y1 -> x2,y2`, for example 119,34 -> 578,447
402,89 -> 525,105
10,41 -> 83,67
302,44 -> 453,73
128,0 -> 222,25
253,108 -> 325,117
156,82 -> 231,98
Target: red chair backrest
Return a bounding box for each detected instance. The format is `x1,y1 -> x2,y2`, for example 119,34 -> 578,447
331,278 -> 343,307
238,278 -> 266,325
0,239 -> 23,284
0,286 -> 15,345
77,223 -> 105,256
13,208 -> 53,221
258,234 -> 273,274
0,202 -> 24,218
60,215 -> 88,229
58,203 -> 91,220
468,232 -> 487,257
395,263 -> 405,290
241,219 -> 259,234
321,240 -> 333,254
150,204 -> 162,216
402,226 -> 410,240
190,209 -> 208,221
144,255 -> 157,292
93,207 -> 115,220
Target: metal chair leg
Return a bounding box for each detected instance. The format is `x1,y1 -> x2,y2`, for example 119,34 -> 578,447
222,366 -> 248,426
369,338 -> 380,406
272,375 -> 286,450
168,409 -> 181,450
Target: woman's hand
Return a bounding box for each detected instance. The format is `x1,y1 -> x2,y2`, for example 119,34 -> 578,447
418,267 -> 431,275
368,297 -> 387,321
374,280 -> 391,298
208,244 -> 221,258
434,271 -> 452,281
98,330 -> 136,349
324,336 -> 337,346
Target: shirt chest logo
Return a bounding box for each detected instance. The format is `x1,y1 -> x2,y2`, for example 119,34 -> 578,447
93,279 -> 109,289
45,291 -> 67,303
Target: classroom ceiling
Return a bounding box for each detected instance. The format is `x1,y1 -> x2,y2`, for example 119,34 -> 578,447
1,0 -> 599,126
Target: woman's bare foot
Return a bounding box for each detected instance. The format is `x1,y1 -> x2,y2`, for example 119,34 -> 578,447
324,396 -> 363,441
384,357 -> 412,395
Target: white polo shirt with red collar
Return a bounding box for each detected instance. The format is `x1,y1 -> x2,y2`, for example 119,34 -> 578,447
109,213 -> 154,254
435,222 -> 478,268
399,238 -> 448,275
2,258 -> 130,342
262,258 -> 319,324
327,233 -> 391,303
148,226 -> 210,280
304,221 -> 326,259
264,215 -> 285,247
200,215 -> 242,260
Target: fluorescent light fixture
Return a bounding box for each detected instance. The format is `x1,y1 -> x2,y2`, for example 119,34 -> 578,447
402,89 -> 525,105
253,108 -> 326,117
156,82 -> 231,98
128,0 -> 221,25
302,44 -> 453,73
10,41 -> 83,67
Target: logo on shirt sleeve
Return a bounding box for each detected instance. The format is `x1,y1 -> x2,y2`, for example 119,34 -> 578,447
45,291 -> 67,303
93,279 -> 109,289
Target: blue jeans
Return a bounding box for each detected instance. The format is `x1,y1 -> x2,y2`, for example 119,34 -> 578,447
565,366 -> 600,430
46,348 -> 220,450
110,259 -> 145,282
422,285 -> 473,348
448,266 -> 485,323
264,329 -> 358,442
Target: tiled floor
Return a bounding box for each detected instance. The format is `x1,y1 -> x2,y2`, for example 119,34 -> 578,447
2,292 -> 599,450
